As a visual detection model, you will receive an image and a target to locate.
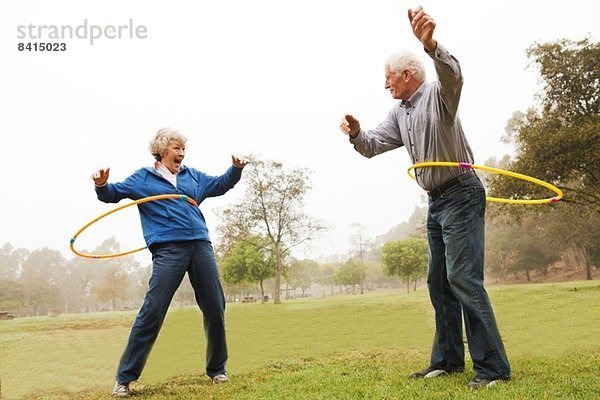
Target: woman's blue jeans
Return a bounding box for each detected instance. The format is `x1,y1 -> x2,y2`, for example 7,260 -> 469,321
426,175 -> 511,380
116,240 -> 227,384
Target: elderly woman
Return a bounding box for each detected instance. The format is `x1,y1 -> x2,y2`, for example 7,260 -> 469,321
91,128 -> 248,397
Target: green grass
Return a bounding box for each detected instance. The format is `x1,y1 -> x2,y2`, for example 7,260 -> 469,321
29,350 -> 599,400
1,281 -> 599,399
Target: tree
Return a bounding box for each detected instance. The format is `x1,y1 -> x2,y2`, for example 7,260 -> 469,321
487,210 -> 570,282
363,260 -> 392,291
288,259 -> 319,297
317,263 -> 338,295
70,251 -> 107,313
485,218 -> 515,282
0,279 -> 25,310
72,238 -> 138,311
69,237 -> 141,312
528,38 -> 599,120
218,158 -> 325,304
381,238 -> 428,294
539,207 -> 600,280
220,236 -> 275,303
497,38 -> 599,205
26,283 -> 60,316
20,247 -> 67,315
349,223 -> 370,294
334,258 -> 366,295
93,237 -> 141,274
94,265 -> 131,311
489,38 -> 600,279
0,243 -> 28,280
350,223 -> 370,262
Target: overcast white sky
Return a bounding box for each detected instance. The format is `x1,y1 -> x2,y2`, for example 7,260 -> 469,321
1,0 -> 598,265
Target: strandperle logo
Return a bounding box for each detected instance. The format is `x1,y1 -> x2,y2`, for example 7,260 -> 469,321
16,19 -> 148,45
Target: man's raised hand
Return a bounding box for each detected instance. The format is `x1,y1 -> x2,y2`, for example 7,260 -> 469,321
408,6 -> 437,52
340,114 -> 361,138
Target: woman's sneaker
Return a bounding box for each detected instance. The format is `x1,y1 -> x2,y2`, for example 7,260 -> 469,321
112,381 -> 131,397
212,374 -> 229,384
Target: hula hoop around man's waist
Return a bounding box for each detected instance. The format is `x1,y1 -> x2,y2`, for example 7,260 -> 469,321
407,162 -> 563,205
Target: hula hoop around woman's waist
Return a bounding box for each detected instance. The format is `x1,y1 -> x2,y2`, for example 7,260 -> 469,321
70,194 -> 198,259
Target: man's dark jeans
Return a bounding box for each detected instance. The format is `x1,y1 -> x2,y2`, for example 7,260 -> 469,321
426,174 -> 511,380
116,240 -> 227,384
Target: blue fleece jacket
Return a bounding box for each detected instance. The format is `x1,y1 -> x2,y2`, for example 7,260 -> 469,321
95,165 -> 242,246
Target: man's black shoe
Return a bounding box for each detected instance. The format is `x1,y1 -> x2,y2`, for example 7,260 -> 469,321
469,376 -> 511,389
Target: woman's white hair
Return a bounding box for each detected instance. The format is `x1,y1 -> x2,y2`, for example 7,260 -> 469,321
385,51 -> 426,82
149,127 -> 187,161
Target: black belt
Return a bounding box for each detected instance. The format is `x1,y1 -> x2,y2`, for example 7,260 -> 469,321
427,171 -> 476,200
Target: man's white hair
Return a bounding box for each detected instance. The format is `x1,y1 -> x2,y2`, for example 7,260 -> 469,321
149,127 -> 187,161
385,51 -> 426,82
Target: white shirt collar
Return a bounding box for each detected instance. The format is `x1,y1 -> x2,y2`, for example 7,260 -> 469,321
154,161 -> 178,188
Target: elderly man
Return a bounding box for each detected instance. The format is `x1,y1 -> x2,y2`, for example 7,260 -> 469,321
340,7 -> 511,389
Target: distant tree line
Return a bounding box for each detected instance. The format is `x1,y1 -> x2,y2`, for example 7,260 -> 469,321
0,238 -> 149,316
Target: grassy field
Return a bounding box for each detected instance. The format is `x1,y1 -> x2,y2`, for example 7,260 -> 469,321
1,281 -> 599,399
